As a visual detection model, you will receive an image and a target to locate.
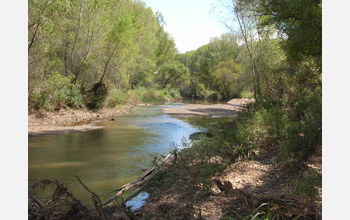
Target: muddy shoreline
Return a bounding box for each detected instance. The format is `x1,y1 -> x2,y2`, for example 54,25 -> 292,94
28,104 -> 148,137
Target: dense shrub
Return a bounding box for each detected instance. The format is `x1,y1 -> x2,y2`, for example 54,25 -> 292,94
65,85 -> 84,108
30,92 -> 52,111
29,72 -> 83,111
108,90 -> 130,108
281,87 -> 322,160
292,169 -> 322,199
106,86 -> 180,108
198,90 -> 321,162
164,88 -> 181,99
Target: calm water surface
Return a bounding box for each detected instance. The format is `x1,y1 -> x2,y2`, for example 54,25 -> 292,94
28,103 -> 204,206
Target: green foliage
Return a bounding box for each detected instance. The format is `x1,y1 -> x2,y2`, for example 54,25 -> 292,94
259,0 -> 322,68
164,88 -> 181,99
29,72 -> 83,110
30,92 -> 52,111
211,59 -> 242,100
29,0 -> 181,110
65,85 -> 84,108
176,33 -> 244,100
196,92 -> 320,162
198,162 -> 226,186
155,24 -> 177,67
155,61 -> 190,89
210,106 -> 282,159
106,86 -> 180,107
239,91 -> 254,99
280,87 -> 322,160
292,170 -> 321,199
107,90 -> 130,108
141,88 -> 168,103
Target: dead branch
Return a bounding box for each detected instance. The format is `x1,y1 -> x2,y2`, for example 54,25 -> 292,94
28,178 -> 93,219
102,153 -> 172,206
75,175 -> 105,220
123,182 -> 149,205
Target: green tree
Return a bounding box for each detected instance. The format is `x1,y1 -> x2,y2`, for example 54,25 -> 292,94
259,0 -> 322,68
155,61 -> 190,89
211,60 -> 242,100
216,0 -> 263,101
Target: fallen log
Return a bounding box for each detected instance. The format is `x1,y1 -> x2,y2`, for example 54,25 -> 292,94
102,153 -> 172,206
113,167 -> 155,192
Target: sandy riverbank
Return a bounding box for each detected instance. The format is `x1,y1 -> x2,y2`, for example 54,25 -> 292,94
28,106 -> 137,137
163,98 -> 254,118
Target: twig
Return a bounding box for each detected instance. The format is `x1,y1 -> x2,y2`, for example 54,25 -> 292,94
75,175 -> 105,220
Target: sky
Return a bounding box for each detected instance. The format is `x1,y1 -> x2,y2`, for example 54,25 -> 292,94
143,0 -> 229,53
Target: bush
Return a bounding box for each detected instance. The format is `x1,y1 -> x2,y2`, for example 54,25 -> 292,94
197,96 -> 320,163
165,88 -> 181,99
108,90 -> 130,108
293,170 -> 321,199
203,86 -> 321,162
239,91 -> 254,99
29,72 -> 83,110
65,85 -> 84,108
129,86 -> 175,103
106,86 -> 181,107
280,87 -> 322,160
30,92 -> 53,111
202,104 -> 284,160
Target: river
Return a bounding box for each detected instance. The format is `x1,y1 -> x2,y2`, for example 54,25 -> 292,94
28,102 -> 210,209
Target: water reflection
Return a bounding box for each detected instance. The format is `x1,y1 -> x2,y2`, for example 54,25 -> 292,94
28,103 -> 202,205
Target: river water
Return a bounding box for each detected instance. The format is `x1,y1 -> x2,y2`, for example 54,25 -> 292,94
28,102 -> 208,208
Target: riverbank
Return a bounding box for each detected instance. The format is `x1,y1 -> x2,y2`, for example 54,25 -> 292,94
135,147 -> 322,219
163,98 -> 254,118
28,104 -> 151,137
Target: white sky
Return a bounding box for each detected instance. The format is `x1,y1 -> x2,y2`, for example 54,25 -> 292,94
143,0 -> 229,53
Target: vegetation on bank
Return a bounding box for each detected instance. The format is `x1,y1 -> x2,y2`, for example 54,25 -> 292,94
28,0 -> 322,218
29,70 -> 181,111
29,0 -> 189,112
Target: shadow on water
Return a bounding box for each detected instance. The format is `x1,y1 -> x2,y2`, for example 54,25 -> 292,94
28,103 -> 204,207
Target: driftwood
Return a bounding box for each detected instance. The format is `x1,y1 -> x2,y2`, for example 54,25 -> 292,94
102,153 -> 172,206
28,152 -> 174,219
28,178 -> 93,219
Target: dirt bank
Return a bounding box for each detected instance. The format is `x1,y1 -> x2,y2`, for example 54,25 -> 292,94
135,148 -> 322,220
28,105 -> 141,137
163,98 -> 254,118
